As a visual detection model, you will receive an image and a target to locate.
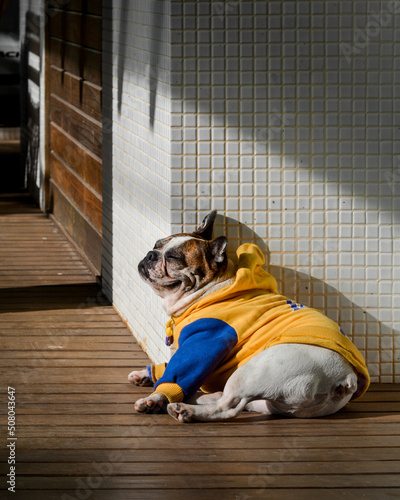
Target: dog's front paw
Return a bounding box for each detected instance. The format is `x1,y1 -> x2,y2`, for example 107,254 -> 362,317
128,369 -> 152,387
134,394 -> 167,413
167,402 -> 193,423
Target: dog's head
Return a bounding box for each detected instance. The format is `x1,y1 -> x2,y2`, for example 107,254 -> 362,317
138,211 -> 232,315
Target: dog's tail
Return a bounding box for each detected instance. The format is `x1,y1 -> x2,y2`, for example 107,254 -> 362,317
331,372 -> 358,401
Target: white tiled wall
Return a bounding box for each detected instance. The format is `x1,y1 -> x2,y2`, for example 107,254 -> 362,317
102,0 -> 175,363
104,0 -> 400,381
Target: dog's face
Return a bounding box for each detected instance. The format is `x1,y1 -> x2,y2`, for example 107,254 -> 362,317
138,211 -> 229,313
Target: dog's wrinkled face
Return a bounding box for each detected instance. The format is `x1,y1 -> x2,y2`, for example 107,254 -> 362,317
138,211 -> 229,313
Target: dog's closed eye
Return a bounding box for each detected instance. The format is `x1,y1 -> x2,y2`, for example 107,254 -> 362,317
165,252 -> 180,261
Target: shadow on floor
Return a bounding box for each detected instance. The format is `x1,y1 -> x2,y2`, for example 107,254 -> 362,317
0,151 -> 24,193
0,284 -> 111,314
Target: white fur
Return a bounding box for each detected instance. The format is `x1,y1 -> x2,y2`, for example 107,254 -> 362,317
163,236 -> 202,252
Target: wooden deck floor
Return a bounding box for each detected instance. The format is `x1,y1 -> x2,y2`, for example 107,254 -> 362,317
0,194 -> 399,499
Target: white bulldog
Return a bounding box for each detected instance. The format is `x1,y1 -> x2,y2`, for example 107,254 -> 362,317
129,211 -> 369,422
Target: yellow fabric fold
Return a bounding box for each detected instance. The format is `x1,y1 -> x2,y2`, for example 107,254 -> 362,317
151,362 -> 167,382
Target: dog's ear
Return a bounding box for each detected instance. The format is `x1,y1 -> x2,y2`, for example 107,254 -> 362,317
210,236 -> 227,263
194,210 -> 218,240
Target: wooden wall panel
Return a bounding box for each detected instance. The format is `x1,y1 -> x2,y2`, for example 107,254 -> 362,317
59,0 -> 102,15
50,124 -> 102,196
47,2 -> 102,275
50,154 -> 102,232
51,187 -> 103,273
50,11 -> 101,51
50,39 -> 101,86
49,67 -> 102,122
50,95 -> 102,159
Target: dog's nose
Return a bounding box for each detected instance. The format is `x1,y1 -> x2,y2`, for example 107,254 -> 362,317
146,251 -> 158,262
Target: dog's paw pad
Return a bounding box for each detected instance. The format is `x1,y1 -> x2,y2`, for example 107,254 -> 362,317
134,397 -> 157,413
128,371 -> 152,387
167,403 -> 193,423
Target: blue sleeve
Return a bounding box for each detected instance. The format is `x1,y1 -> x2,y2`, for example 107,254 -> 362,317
154,318 -> 237,400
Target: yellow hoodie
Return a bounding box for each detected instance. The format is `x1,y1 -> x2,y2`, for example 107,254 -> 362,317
149,244 -> 370,403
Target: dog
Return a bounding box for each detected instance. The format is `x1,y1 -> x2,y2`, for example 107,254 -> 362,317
129,211 -> 370,422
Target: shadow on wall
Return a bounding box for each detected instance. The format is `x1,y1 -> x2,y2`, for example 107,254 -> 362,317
178,0 -> 399,221
105,0 -> 169,302
116,0 -> 128,114
102,0 -> 114,302
116,0 -> 166,128
111,0 -> 398,226
214,212 -> 383,379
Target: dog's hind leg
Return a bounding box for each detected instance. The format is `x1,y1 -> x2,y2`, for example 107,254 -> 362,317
168,369 -> 252,422
168,394 -> 250,423
186,391 -> 223,405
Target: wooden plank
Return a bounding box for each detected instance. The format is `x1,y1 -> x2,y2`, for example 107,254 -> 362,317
0,337 -> 137,347
0,368 -> 140,384
50,123 -> 102,194
12,389 -> 400,412
49,10 -> 102,51
51,186 -> 102,274
0,309 -> 118,319
4,388 -> 400,414
0,318 -> 125,327
50,66 -> 102,122
2,435 -> 400,449
11,412 -> 400,428
359,392 -> 400,402
51,0 -> 102,15
0,277 -> 96,287
364,384 -> 400,392
0,283 -> 100,296
50,153 -> 102,232
1,250 -> 79,259
0,262 -> 88,269
0,235 -> 71,241
4,397 -> 399,417
4,490 -> 400,500
25,11 -> 40,36
0,328 -> 131,335
0,383 -> 159,394
0,350 -> 148,359
27,65 -> 40,86
49,94 -> 102,159
9,418 -> 400,436
50,38 -> 101,85
1,460 -> 400,476
0,359 -> 146,368
8,474 -> 400,488
26,36 -> 40,57
0,269 -> 93,277
4,448 -> 400,464
0,260 -> 87,270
